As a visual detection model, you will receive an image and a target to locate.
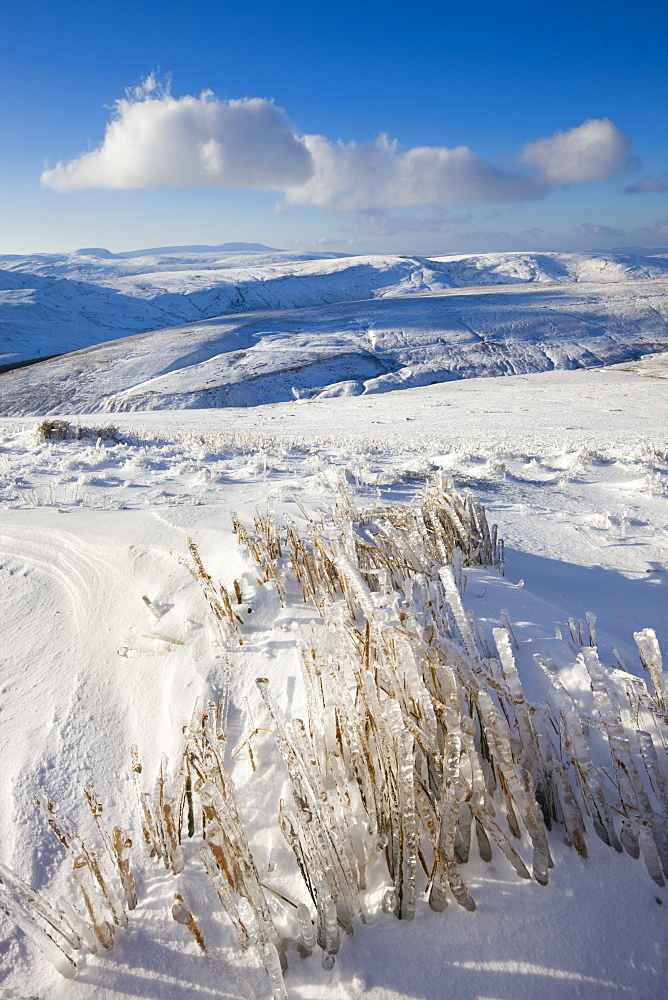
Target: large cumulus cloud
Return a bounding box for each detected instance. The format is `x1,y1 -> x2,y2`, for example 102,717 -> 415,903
41,80 -> 313,192
41,79 -> 637,211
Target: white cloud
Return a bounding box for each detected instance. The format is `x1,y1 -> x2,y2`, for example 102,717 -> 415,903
41,79 -> 312,192
520,118 -> 634,185
282,134 -> 547,212
40,80 -> 637,213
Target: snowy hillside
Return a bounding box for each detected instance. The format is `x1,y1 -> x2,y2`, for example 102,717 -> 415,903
1,247 -> 668,414
1,247 -> 668,371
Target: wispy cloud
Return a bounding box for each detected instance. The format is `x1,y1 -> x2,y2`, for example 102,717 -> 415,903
625,174 -> 668,194
356,210 -> 473,237
641,219 -> 668,236
41,78 -> 638,213
577,222 -> 625,239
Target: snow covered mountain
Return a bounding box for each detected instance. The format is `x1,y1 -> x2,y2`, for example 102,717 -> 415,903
1,248 -> 668,414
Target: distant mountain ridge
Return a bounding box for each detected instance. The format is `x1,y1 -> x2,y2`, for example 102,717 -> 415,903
76,242 -> 280,258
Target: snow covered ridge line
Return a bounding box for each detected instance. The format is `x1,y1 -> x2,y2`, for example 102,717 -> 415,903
2,247 -> 668,371
2,481 -> 666,996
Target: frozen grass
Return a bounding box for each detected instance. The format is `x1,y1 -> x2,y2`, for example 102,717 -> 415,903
2,479 -> 666,998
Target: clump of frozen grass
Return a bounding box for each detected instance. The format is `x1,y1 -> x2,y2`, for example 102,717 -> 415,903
2,476 -> 667,990
227,478 -> 666,912
142,478 -> 664,978
32,419 -> 121,445
33,418 -> 75,442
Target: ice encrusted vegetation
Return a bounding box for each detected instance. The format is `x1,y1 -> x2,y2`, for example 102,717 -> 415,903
1,478 -> 665,998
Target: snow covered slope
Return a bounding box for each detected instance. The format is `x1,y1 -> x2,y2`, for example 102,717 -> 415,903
2,247 -> 668,369
2,275 -> 668,414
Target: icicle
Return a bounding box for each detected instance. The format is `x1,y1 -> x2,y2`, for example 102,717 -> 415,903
113,827 -> 136,909
237,896 -> 268,949
71,856 -> 114,951
536,655 -> 622,852
475,690 -> 551,884
130,626 -> 186,645
296,903 -> 315,953
141,594 -> 165,619
471,810 -> 530,879
612,646 -> 628,673
550,755 -> 588,858
58,897 -> 98,954
430,776 -> 476,912
454,803 -> 472,864
316,882 -> 340,969
130,746 -> 163,858
320,660 -> 378,841
493,628 -> 542,786
0,889 -> 77,979
0,864 -> 83,953
452,546 -> 464,596
636,731 -> 668,879
634,629 -> 665,709
333,546 -> 384,623
637,826 -> 666,887
384,700 -> 417,920
439,566 -> 479,661
238,898 -> 288,1000
199,844 -> 251,952
262,942 -> 290,999
637,730 -> 668,816
162,799 -> 184,876
499,611 -> 519,651
475,815 -> 493,862
582,646 -> 666,879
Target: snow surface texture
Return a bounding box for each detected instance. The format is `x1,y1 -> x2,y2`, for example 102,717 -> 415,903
0,363 -> 667,999
2,248 -> 668,413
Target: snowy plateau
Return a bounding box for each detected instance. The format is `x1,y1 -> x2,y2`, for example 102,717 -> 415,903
0,246 -> 667,1000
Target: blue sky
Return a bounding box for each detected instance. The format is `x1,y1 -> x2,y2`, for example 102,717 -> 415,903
2,0 -> 667,255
